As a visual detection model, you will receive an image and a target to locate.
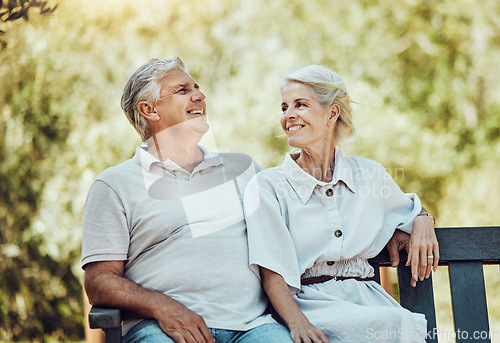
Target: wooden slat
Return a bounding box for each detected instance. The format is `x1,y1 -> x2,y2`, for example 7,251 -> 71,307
435,227 -> 500,262
397,265 -> 437,343
448,261 -> 490,343
370,227 -> 500,265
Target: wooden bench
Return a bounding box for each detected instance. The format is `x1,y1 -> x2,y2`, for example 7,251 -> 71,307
89,226 -> 500,343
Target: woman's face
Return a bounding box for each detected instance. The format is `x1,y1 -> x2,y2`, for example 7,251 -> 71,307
280,82 -> 334,150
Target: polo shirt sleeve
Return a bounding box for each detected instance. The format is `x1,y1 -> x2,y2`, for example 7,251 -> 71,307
381,165 -> 422,235
81,180 -> 130,269
243,172 -> 301,294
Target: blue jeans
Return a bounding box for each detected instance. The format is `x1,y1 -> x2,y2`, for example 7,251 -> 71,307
123,319 -> 292,343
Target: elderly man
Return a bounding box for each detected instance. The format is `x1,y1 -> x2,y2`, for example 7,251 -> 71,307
82,57 -> 293,343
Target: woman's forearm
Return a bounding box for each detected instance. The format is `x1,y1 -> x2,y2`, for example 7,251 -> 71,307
260,267 -> 329,343
260,267 -> 309,327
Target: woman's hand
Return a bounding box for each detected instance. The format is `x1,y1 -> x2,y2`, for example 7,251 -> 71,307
406,215 -> 439,287
289,319 -> 329,343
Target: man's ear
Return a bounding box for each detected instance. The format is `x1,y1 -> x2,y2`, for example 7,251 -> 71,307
137,101 -> 160,122
327,104 -> 340,126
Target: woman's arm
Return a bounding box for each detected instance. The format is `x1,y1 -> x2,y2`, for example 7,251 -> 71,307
386,213 -> 439,287
260,267 -> 329,343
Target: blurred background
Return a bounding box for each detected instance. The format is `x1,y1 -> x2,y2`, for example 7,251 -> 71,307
0,0 -> 499,341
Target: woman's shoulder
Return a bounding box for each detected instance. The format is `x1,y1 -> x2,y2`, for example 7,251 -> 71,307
244,166 -> 286,192
343,153 -> 385,171
256,166 -> 286,181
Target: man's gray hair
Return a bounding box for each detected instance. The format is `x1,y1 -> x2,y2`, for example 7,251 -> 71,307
121,57 -> 187,141
282,65 -> 356,147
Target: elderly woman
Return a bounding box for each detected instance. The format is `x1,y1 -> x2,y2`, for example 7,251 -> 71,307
243,65 -> 439,343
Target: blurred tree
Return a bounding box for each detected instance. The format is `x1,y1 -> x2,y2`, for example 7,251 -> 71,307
0,0 -> 57,48
0,45 -> 83,341
0,1 -> 84,341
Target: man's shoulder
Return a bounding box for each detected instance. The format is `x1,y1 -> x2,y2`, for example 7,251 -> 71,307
95,157 -> 139,184
218,152 -> 259,173
218,152 -> 255,164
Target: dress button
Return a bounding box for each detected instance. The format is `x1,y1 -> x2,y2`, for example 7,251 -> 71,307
326,188 -> 334,197
334,230 -> 342,238
327,261 -> 334,266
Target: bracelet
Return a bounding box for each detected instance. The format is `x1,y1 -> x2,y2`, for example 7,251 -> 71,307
417,211 -> 436,225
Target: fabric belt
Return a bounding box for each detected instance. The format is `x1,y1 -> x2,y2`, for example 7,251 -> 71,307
301,275 -> 372,285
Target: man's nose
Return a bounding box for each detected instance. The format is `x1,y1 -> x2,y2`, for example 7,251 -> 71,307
192,89 -> 206,102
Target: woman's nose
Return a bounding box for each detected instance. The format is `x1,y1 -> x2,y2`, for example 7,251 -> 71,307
283,108 -> 296,120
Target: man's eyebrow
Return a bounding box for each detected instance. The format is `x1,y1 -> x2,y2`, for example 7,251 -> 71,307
167,82 -> 200,91
169,82 -> 190,90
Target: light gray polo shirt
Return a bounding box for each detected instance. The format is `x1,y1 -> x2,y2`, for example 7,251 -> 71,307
82,146 -> 275,334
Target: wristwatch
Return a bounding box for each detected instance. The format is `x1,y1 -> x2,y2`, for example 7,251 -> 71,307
417,211 -> 436,225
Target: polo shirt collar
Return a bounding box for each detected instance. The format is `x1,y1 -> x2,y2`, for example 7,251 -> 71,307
282,148 -> 357,204
133,145 -> 223,173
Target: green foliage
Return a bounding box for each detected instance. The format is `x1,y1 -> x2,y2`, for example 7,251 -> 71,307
0,0 -> 499,340
0,31 -> 83,341
0,0 -> 57,48
0,0 -> 56,22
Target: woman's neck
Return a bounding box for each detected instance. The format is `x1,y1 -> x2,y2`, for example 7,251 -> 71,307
295,145 -> 337,183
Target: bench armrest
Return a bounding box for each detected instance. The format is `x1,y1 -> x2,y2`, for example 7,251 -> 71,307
89,306 -> 122,343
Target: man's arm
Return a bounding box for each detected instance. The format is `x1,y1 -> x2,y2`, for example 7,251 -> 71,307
84,261 -> 214,343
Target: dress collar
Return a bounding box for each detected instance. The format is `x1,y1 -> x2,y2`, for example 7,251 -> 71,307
282,148 -> 357,204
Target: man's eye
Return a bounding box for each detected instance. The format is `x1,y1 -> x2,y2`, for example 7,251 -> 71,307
281,106 -> 287,112
178,88 -> 188,94
297,102 -> 306,108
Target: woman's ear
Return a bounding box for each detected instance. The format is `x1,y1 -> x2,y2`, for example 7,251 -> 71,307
327,104 -> 341,126
137,101 -> 160,122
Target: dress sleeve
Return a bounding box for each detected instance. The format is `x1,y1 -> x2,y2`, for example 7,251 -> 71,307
243,173 -> 302,294
81,180 -> 130,268
381,166 -> 422,235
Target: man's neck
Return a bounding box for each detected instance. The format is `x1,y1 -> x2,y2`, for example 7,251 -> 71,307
146,133 -> 204,173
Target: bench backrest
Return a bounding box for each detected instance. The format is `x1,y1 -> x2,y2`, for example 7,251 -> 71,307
369,226 -> 500,343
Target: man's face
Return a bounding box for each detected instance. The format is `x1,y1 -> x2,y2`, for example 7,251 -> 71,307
153,69 -> 209,136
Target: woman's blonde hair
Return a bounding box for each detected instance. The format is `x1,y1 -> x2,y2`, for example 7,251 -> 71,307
121,57 -> 186,141
282,65 -> 356,146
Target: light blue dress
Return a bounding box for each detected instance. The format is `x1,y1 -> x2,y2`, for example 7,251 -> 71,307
243,149 -> 427,343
